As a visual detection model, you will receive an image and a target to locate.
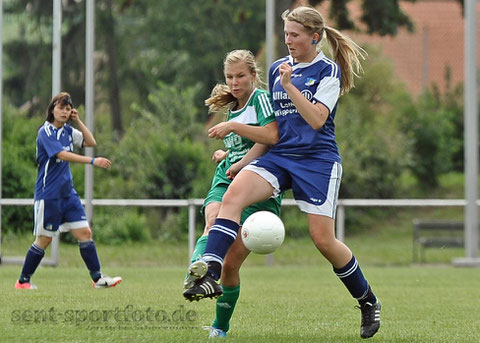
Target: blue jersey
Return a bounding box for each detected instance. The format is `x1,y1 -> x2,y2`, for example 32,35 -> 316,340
268,52 -> 341,162
34,121 -> 84,200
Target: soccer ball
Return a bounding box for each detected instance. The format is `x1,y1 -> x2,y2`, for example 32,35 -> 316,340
241,211 -> 285,254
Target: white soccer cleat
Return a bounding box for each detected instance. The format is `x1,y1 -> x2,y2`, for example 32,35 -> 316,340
93,274 -> 122,288
183,259 -> 208,290
203,325 -> 227,338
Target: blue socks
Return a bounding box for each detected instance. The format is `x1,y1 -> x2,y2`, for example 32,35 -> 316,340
79,240 -> 102,282
19,243 -> 45,283
334,255 -> 377,305
203,218 -> 239,280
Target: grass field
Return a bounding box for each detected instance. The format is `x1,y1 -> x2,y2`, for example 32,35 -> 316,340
1,198 -> 477,343
1,255 -> 479,342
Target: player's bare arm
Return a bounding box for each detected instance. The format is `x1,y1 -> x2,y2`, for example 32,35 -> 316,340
279,62 -> 329,130
69,108 -> 97,147
56,150 -> 111,169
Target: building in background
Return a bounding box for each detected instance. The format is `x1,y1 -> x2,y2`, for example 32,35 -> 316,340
318,0 -> 480,96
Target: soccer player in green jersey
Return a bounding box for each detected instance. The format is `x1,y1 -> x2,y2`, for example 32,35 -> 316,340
183,50 -> 281,338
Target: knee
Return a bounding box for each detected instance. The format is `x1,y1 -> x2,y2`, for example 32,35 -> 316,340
311,234 -> 335,254
222,186 -> 243,209
204,214 -> 217,233
222,259 -> 240,276
75,227 -> 93,241
34,236 -> 53,249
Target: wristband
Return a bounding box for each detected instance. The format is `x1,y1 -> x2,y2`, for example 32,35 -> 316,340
90,157 -> 95,165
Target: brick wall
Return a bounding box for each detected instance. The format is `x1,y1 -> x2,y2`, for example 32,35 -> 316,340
316,0 -> 480,96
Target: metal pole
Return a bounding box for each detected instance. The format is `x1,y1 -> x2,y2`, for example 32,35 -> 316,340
188,201 -> 196,261
85,0 -> 95,226
453,0 -> 480,267
0,0 -> 3,262
266,0 -> 275,83
463,0 -> 479,259
49,0 -> 62,266
52,0 -> 61,97
266,0 -> 275,266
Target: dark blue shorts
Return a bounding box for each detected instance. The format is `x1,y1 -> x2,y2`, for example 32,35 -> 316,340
244,152 -> 342,218
33,194 -> 88,237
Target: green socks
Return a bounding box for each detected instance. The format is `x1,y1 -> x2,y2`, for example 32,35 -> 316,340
191,236 -> 241,333
191,235 -> 209,263
212,284 -> 240,332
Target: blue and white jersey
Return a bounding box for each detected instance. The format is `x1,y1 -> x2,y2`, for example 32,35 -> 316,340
34,121 -> 84,200
269,52 -> 341,162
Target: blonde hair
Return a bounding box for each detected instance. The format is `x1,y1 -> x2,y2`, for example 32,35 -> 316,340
205,49 -> 264,113
282,6 -> 366,94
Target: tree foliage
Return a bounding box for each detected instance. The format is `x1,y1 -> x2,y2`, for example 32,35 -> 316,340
1,1 -> 470,240
336,46 -> 413,198
309,0 -> 416,35
399,78 -> 464,188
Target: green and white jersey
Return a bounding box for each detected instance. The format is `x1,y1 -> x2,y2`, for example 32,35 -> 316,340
203,88 -> 281,223
223,88 -> 275,164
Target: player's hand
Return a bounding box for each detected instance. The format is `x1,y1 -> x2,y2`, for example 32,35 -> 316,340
93,157 -> 111,169
208,122 -> 233,139
279,62 -> 293,88
226,162 -> 242,180
212,149 -> 227,163
69,108 -> 79,122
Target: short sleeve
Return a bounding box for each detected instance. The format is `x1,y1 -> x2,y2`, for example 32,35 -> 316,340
313,63 -> 341,113
254,91 -> 276,126
38,129 -> 64,159
72,128 -> 84,148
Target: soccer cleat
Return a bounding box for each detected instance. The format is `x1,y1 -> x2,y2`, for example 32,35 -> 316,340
93,274 -> 122,288
202,325 -> 227,338
15,280 -> 38,290
358,300 -> 381,339
183,275 -> 223,301
184,259 -> 208,290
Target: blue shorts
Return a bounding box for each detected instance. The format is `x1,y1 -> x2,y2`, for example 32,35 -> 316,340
33,193 -> 89,237
244,152 -> 342,218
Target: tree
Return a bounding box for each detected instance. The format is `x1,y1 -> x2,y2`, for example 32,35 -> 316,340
309,0 -> 417,36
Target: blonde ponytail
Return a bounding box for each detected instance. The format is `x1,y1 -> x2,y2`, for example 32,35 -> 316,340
205,84 -> 236,113
283,6 -> 367,94
324,26 -> 366,94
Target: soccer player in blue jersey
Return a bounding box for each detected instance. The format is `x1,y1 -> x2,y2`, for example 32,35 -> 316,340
184,6 -> 381,339
183,50 -> 281,338
15,92 -> 122,290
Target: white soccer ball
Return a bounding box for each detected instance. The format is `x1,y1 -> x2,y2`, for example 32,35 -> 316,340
241,211 -> 285,254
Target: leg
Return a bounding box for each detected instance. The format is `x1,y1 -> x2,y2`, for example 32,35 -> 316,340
308,214 -> 352,268
210,234 -> 250,334
308,214 -> 380,339
183,171 -> 273,301
204,170 -> 273,278
71,227 -> 122,288
191,202 -> 222,263
16,235 -> 52,289
184,202 -> 222,289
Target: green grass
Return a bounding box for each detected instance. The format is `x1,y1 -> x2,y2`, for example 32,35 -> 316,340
1,264 -> 479,342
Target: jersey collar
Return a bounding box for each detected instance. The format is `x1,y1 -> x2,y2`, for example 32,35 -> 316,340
288,51 -> 325,70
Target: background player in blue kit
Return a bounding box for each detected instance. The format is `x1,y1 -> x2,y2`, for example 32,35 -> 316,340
183,6 -> 381,339
15,92 -> 122,290
183,50 -> 281,338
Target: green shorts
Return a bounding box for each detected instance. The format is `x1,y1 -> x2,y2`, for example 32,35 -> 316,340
202,160 -> 282,224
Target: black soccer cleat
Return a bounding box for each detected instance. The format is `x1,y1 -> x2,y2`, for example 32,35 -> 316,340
358,300 -> 381,339
183,275 -> 223,302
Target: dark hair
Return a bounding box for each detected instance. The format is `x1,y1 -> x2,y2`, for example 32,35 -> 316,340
46,92 -> 73,123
